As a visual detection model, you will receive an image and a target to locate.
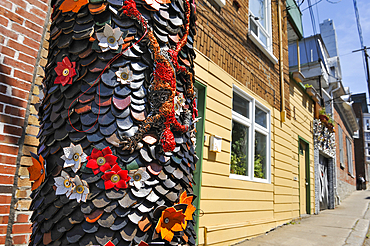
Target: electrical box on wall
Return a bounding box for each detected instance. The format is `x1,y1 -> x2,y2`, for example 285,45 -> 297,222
209,135 -> 222,153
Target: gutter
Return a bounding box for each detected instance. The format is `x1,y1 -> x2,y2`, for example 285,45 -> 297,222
278,0 -> 286,122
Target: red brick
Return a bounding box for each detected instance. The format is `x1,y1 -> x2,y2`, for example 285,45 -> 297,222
0,64 -> 12,75
0,84 -> 6,94
27,0 -> 48,11
12,234 -> 30,245
0,216 -> 9,224
4,106 -> 26,118
12,88 -> 29,100
0,155 -> 16,165
16,214 -> 29,223
14,69 -> 33,82
8,38 -> 37,57
12,23 -> 41,42
0,113 -> 26,126
0,15 -> 8,26
0,94 -> 28,108
0,0 -> 12,10
12,224 -> 32,234
0,134 -> 20,145
15,7 -> 44,27
0,45 -> 16,57
0,175 -> 15,185
25,20 -> 43,36
0,165 -> 16,175
3,57 -> 34,74
4,124 -> 23,136
23,36 -> 41,52
0,235 -> 5,244
0,6 -> 24,25
18,53 -> 36,65
30,7 -> 47,19
0,25 -> 18,40
0,206 -> 10,215
0,74 -> 32,91
4,0 -> 27,9
0,104 -> 3,112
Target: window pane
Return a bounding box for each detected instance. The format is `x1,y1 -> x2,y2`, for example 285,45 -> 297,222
250,0 -> 266,28
233,92 -> 249,118
255,107 -> 267,128
259,30 -> 268,47
254,131 -> 267,179
231,121 -> 249,176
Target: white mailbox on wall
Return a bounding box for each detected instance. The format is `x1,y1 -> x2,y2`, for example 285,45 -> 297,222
209,135 -> 222,153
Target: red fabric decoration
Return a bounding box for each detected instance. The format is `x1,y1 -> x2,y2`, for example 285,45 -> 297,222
86,147 -> 117,175
102,164 -> 130,190
192,99 -> 198,120
154,61 -> 176,89
161,127 -> 176,152
54,57 -> 77,86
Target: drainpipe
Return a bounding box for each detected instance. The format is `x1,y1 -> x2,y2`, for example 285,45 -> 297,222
297,39 -> 301,73
278,0 -> 286,122
330,81 -> 341,205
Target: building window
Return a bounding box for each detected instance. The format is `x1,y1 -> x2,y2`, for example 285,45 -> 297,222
346,137 -> 353,176
249,0 -> 272,51
338,125 -> 344,168
230,86 -> 271,182
366,119 -> 370,131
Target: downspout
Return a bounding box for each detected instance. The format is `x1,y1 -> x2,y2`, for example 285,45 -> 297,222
297,39 -> 301,73
278,0 -> 286,122
331,81 -> 341,205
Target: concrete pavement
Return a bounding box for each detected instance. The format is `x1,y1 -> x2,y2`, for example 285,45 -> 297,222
236,190 -> 370,246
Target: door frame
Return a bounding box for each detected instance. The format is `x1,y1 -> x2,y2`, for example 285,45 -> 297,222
298,136 -> 311,214
193,80 -> 207,243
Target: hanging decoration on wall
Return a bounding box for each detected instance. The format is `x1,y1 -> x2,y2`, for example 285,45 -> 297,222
27,0 -> 198,244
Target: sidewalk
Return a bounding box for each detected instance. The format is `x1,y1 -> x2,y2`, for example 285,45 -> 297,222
236,190 -> 370,246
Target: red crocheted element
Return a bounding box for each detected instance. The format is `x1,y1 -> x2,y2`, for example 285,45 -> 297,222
122,0 -> 147,28
161,127 -> 176,152
192,99 -> 198,120
154,62 -> 176,89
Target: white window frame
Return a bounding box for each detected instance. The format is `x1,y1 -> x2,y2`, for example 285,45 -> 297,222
338,125 -> 344,168
230,85 -> 271,183
248,0 -> 277,64
346,137 -> 353,176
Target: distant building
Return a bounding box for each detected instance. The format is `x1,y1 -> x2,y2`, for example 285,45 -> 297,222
289,19 -> 359,212
352,93 -> 368,189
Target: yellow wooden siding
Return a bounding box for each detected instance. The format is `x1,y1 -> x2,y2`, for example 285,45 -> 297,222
194,51 -> 315,245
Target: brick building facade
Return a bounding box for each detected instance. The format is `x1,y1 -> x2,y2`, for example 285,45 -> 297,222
334,107 -> 356,200
0,0 -> 50,244
194,0 -> 291,117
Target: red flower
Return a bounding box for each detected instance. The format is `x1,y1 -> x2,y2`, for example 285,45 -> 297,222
54,57 -> 77,86
86,147 -> 117,175
102,164 -> 130,190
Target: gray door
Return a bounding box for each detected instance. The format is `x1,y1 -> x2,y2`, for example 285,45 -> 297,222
319,155 -> 329,210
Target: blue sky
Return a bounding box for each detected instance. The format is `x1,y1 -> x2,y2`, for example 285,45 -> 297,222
299,0 -> 369,97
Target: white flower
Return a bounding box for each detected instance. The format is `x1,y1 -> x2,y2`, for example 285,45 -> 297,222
129,168 -> 151,189
54,171 -> 73,197
69,175 -> 89,203
174,93 -> 186,116
96,24 -> 124,52
61,143 -> 87,173
115,66 -> 133,84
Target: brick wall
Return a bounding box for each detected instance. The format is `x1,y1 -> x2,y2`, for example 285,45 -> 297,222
194,0 -> 290,117
0,0 -> 50,244
334,107 -> 356,190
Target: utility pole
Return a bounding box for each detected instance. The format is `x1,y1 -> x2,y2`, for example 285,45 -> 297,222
353,46 -> 370,99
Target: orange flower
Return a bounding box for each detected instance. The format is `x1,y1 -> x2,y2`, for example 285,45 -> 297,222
178,191 -> 196,221
28,152 -> 46,191
59,0 -> 88,13
155,207 -> 186,242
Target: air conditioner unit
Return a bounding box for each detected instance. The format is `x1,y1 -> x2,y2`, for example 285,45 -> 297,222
213,0 -> 226,7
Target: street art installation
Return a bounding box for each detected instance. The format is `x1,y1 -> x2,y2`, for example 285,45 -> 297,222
27,0 -> 198,244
